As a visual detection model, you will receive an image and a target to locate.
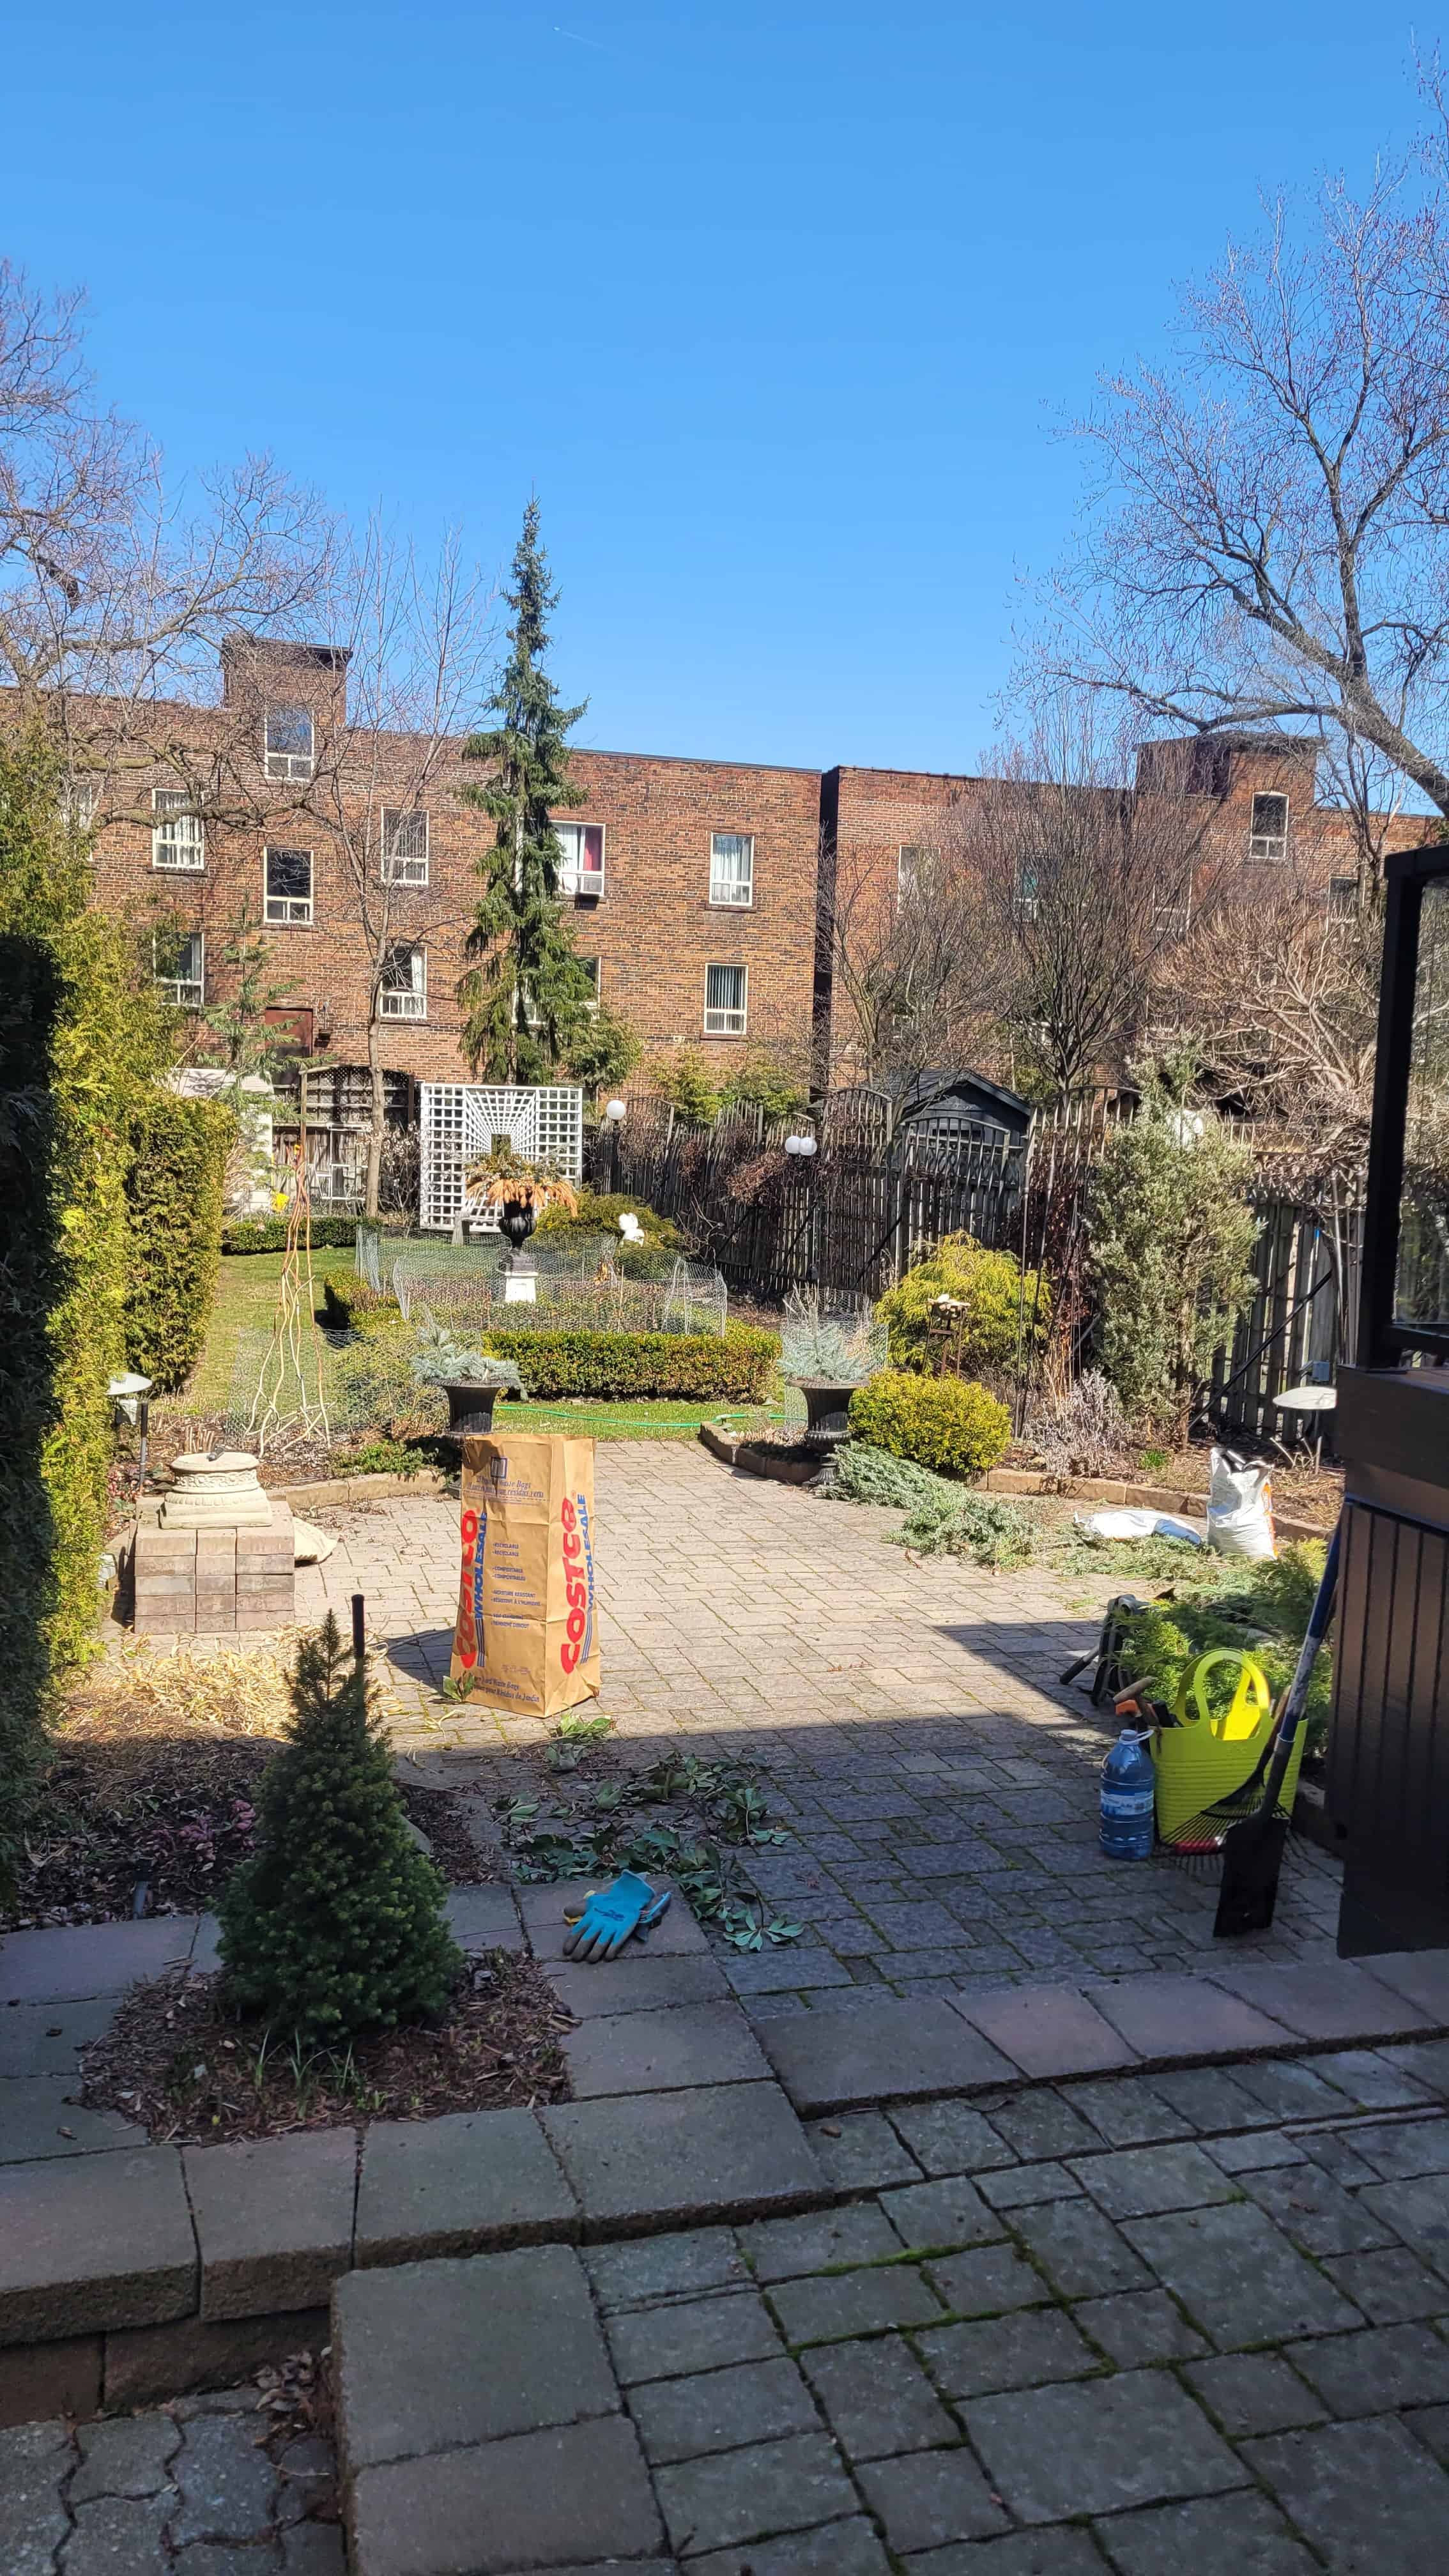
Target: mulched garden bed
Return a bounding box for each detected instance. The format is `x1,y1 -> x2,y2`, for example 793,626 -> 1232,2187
4,1740 -> 482,1930
80,1948 -> 572,2144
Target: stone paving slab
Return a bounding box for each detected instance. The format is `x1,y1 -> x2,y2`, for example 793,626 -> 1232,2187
758,2000 -> 1021,2112
0,2076 -> 144,2165
0,1915 -> 204,2005
562,2002 -> 772,2097
355,2107 -> 579,2265
443,1883 -> 526,1951
542,2081 -> 829,2231
0,2148 -> 195,2342
348,2418 -> 663,2576
183,2128 -> 357,2320
0,1999 -> 118,2083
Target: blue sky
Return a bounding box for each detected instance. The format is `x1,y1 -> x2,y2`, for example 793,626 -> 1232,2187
1,5 -> 1429,769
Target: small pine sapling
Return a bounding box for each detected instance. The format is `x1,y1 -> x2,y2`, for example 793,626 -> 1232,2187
218,1614 -> 463,2039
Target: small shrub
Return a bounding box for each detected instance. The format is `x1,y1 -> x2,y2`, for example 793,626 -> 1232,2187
321,1273 -> 406,1337
646,1046 -> 723,1124
480,1322 -> 776,1401
848,1368 -> 1012,1479
330,1438 -> 433,1479
779,1289 -> 885,1385
875,1234 -> 1048,1377
1088,1073 -> 1259,1442
533,1189 -> 682,1251
410,1320 -> 524,1392
218,1614 -> 462,2039
1027,1371 -> 1135,1481
720,1048 -> 809,1120
223,1215 -> 358,1254
124,1091 -> 236,1392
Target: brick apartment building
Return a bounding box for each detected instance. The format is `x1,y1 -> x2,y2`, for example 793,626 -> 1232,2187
49,636 -> 1411,1118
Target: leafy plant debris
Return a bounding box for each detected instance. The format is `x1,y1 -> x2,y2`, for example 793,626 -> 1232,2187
496,1751 -> 802,1952
80,1947 -> 571,2143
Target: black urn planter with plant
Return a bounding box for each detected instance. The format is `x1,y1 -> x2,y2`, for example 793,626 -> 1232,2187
499,1198 -> 537,1257
440,1381 -> 502,1442
799,1381 -> 861,1450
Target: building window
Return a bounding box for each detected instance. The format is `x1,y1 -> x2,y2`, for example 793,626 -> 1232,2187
264,705 -> 314,781
709,832 -> 754,907
1248,792 -> 1289,860
61,779 -> 99,852
1328,875 -> 1358,921
381,808 -> 429,885
153,930 -> 204,1009
704,962 -> 747,1036
264,846 -> 313,925
1014,864 -> 1039,920
151,788 -> 205,871
556,820 -> 605,898
578,956 -> 601,1013
379,943 -> 426,1019
1153,894 -> 1192,940
898,845 -> 925,897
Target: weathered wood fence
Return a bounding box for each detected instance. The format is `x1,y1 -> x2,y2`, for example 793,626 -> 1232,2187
602,1099 -> 1365,1448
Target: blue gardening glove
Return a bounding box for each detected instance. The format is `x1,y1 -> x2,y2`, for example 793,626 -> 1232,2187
562,1871 -> 671,1962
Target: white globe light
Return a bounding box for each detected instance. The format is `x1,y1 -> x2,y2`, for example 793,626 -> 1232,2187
604,1098 -> 627,1123
786,1132 -> 818,1158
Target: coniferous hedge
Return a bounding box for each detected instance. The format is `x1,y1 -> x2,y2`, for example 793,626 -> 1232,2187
125,1091 -> 236,1391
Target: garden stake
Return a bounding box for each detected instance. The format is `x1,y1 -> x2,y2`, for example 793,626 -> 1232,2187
351,1593 -> 366,1661
1213,1519 -> 1340,1938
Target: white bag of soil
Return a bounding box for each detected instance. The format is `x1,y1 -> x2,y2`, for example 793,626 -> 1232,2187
1206,1448 -> 1276,1559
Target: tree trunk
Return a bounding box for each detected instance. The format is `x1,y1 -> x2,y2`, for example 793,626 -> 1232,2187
365,1006 -> 386,1220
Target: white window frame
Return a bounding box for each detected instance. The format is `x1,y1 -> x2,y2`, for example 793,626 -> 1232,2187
710,831 -> 755,908
1248,792 -> 1289,861
703,961 -> 747,1037
264,704 -> 314,782
555,819 -> 606,899
1015,863 -> 1039,921
1328,875 -> 1358,922
153,929 -> 204,1009
151,787 -> 206,872
1153,894 -> 1192,940
381,808 -> 429,885
379,942 -> 427,1020
264,845 -> 314,926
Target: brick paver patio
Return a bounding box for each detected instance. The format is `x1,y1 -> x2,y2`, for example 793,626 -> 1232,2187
294,1445 -> 1343,1996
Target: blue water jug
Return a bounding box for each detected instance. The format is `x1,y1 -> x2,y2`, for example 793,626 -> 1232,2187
1099,1728 -> 1156,1859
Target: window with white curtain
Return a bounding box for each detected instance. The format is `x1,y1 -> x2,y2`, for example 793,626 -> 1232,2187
555,820 -> 604,896
381,809 -> 429,884
704,962 -> 747,1035
264,846 -> 313,924
1248,793 -> 1289,860
379,943 -> 427,1018
710,832 -> 754,906
153,930 -> 204,1008
152,788 -> 206,871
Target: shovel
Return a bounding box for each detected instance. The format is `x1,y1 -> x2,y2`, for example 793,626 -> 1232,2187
1213,1521 -> 1340,1938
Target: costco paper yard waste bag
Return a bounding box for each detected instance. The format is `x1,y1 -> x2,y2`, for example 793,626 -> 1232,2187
450,1434 -> 601,1719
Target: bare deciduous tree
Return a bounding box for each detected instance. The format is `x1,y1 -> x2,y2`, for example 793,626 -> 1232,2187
0,260 -> 334,804
293,523 -> 496,1215
1043,98 -> 1449,823
958,703 -> 1222,1102
822,828 -> 991,1092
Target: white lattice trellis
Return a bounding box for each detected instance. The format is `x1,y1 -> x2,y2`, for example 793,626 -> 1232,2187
419,1084 -> 585,1232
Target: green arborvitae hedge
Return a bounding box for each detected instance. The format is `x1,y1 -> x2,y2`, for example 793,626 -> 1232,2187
224,1215 -> 359,1254
848,1368 -> 1012,1480
476,1322 -> 776,1400
0,725 -> 174,1886
125,1091 -> 236,1391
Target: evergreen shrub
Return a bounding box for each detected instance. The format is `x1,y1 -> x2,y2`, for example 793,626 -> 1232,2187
125,1091 -> 236,1390
848,1368 -> 1012,1479
481,1321 -> 776,1400
224,1215 -> 358,1254
875,1234 -> 1048,1376
218,1614 -> 462,2039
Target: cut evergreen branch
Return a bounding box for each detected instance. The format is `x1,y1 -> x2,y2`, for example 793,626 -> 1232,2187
218,1613 -> 462,2040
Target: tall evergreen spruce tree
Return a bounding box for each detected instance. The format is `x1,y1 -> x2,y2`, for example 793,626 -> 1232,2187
458,502 -> 600,1080
218,1614 -> 461,2041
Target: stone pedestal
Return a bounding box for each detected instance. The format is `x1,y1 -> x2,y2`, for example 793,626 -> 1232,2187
160,1451 -> 272,1530
132,1505 -> 295,1634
